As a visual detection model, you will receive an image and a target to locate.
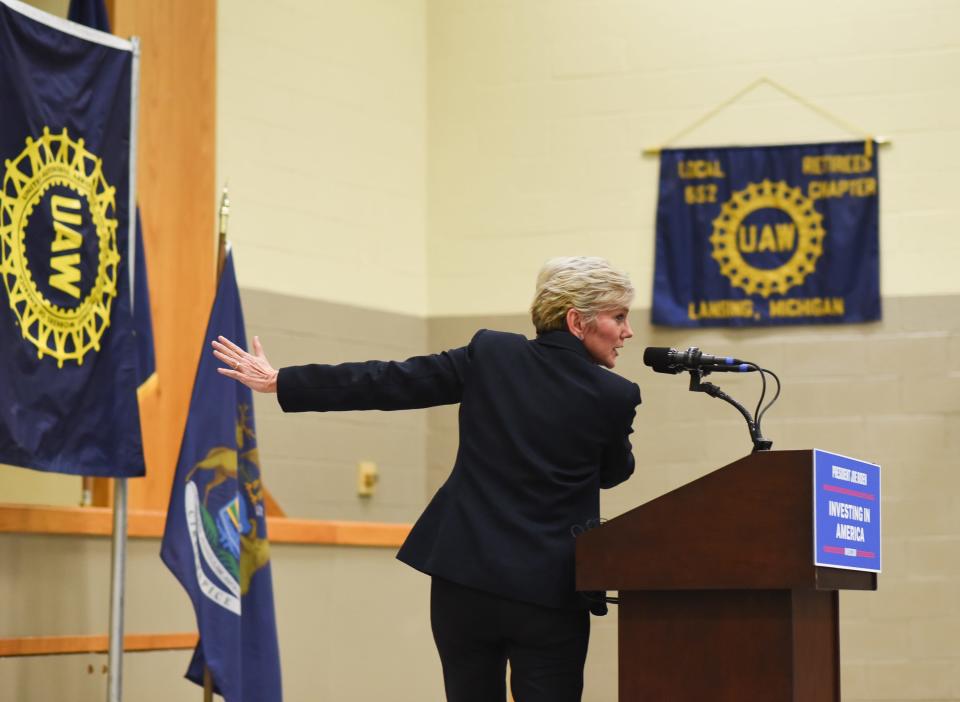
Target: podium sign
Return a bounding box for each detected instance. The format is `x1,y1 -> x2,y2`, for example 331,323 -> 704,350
813,449 -> 881,572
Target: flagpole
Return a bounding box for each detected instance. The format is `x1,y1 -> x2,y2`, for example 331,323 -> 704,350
201,184 -> 230,702
203,667 -> 214,701
107,477 -> 128,702
107,34 -> 141,702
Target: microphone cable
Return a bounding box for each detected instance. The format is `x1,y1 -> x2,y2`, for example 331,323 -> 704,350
754,365 -> 781,437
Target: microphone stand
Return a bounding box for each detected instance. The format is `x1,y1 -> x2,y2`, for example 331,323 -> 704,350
687,368 -> 773,452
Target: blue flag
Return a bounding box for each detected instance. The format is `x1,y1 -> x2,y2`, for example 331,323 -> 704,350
161,250 -> 282,702
652,140 -> 880,327
67,0 -> 156,394
0,0 -> 144,476
67,0 -> 109,29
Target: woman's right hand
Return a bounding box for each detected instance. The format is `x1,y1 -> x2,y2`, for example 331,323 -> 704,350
212,335 -> 279,393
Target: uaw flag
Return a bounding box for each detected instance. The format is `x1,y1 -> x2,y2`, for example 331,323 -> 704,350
0,0 -> 145,476
652,141 -> 880,327
161,250 -> 282,702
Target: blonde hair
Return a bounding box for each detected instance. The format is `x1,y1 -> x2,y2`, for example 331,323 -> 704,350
530,257 -> 634,333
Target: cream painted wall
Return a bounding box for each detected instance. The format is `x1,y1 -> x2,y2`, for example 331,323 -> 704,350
427,0 -> 960,317
0,465 -> 79,506
23,0 -> 66,16
216,0 -> 429,316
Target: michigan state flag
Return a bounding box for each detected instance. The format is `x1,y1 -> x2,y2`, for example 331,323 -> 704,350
0,0 -> 144,475
652,140 -> 881,327
161,250 -> 282,702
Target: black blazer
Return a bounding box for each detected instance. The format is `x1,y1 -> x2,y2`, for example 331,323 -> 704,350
277,329 -> 641,611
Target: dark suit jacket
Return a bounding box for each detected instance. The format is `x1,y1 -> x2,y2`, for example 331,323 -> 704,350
277,329 -> 641,611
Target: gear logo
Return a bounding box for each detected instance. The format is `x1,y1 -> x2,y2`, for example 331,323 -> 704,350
709,180 -> 825,298
0,127 -> 120,367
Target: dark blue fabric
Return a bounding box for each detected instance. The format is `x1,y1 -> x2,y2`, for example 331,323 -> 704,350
0,1 -> 143,476
161,252 -> 282,702
278,329 -> 641,611
131,210 -> 155,384
67,0 -> 110,31
652,141 -> 881,327
67,0 -> 156,387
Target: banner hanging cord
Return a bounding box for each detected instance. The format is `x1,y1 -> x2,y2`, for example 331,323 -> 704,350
643,76 -> 890,156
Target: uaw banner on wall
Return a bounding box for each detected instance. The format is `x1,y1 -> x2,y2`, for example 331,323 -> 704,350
652,141 -> 880,327
0,0 -> 145,476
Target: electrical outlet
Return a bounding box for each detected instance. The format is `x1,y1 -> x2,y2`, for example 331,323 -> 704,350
357,461 -> 378,497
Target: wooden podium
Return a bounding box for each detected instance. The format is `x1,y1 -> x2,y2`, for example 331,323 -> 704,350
576,450 -> 877,702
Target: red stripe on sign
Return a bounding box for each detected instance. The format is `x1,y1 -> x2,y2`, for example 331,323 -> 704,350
823,484 -> 875,500
823,545 -> 876,559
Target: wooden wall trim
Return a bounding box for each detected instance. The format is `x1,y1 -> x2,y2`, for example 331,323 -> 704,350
0,504 -> 410,547
267,517 -> 409,547
0,632 -> 198,657
109,0 -> 218,513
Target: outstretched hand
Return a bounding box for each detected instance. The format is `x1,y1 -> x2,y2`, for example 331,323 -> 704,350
212,335 -> 279,393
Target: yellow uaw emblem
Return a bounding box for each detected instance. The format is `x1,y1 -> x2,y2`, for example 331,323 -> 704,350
709,180 -> 825,298
0,127 -> 120,367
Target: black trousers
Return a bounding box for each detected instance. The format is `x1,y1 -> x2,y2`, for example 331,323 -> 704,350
430,577 -> 590,702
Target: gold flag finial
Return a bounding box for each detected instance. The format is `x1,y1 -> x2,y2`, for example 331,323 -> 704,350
218,185 -> 230,238
216,184 -> 230,280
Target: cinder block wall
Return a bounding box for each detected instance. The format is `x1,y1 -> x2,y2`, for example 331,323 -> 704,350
242,289 -> 431,524
3,1 -> 959,700
218,0 -> 429,317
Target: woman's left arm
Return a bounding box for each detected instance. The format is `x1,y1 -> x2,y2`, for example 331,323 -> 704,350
214,332 -> 475,412
276,346 -> 470,413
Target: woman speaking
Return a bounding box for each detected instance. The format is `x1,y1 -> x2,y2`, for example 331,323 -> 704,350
212,256 -> 641,702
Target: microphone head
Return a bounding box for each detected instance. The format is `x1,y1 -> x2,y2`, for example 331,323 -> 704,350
643,347 -> 681,374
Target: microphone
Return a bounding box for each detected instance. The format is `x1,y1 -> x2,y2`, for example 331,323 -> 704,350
643,346 -> 753,374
